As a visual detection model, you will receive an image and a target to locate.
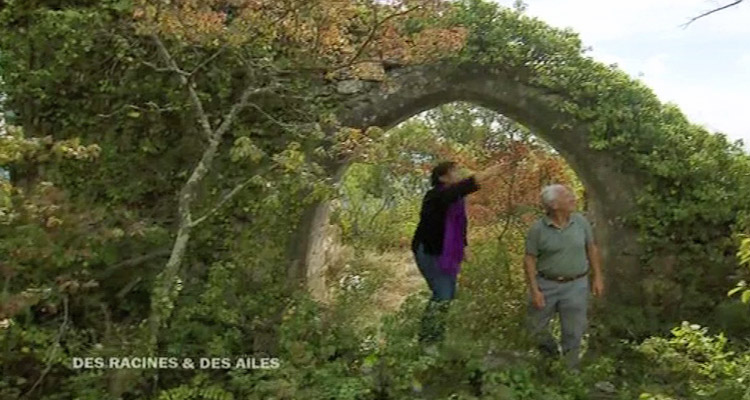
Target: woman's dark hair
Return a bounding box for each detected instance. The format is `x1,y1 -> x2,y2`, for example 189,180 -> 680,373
431,161 -> 457,187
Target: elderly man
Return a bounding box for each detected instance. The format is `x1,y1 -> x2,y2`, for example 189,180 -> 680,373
523,184 -> 604,370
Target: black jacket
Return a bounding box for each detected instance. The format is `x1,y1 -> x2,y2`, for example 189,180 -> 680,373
411,176 -> 481,255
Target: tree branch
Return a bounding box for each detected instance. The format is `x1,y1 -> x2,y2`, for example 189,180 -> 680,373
97,102 -> 181,118
342,1 -> 430,68
97,248 -> 172,280
242,57 -> 299,76
143,31 -> 278,364
116,276 -> 143,299
496,159 -> 519,244
246,102 -> 298,130
24,295 -> 68,398
151,34 -> 279,143
683,0 -> 743,27
151,34 -> 214,140
214,84 -> 277,139
189,164 -> 277,228
189,46 -> 227,76
142,61 -> 190,76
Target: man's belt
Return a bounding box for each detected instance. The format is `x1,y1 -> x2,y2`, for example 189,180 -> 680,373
538,270 -> 589,283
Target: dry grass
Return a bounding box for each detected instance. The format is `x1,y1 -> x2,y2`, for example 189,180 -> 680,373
324,244 -> 427,328
367,250 -> 426,313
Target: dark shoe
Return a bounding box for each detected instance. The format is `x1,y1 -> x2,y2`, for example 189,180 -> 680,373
537,344 -> 560,359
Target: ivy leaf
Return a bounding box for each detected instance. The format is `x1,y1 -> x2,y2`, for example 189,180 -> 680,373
229,137 -> 265,163
727,283 -> 745,297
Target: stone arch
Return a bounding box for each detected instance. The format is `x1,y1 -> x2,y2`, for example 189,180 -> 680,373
295,62 -> 645,309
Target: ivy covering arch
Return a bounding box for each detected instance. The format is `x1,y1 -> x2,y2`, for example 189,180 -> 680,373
295,0 -> 750,336
2,0 -> 750,397
1,0 -> 748,370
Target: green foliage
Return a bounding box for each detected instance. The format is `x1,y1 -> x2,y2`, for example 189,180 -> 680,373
442,0 -> 750,329
728,235 -> 750,304
636,322 -> 750,399
450,236 -> 528,344
334,162 -> 422,250
157,373 -> 235,400
240,295 -> 374,400
2,0 -> 750,398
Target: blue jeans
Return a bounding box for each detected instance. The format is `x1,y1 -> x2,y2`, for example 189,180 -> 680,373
414,243 -> 457,301
527,275 -> 589,369
413,243 -> 457,343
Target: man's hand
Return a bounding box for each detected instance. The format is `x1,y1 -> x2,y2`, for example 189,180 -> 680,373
532,288 -> 546,309
592,275 -> 605,297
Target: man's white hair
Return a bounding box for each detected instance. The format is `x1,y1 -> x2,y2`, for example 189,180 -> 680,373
540,184 -> 569,210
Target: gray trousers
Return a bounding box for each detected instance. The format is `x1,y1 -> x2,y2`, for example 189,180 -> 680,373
527,275 -> 589,368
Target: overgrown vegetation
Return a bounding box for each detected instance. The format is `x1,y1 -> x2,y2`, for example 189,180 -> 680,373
1,0 -> 749,398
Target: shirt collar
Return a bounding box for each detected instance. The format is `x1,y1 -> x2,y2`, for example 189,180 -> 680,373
543,213 -> 575,228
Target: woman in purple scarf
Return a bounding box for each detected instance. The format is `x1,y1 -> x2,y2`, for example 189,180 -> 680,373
411,161 -> 502,345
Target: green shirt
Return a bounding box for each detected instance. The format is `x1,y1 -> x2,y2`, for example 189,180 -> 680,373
524,212 -> 594,277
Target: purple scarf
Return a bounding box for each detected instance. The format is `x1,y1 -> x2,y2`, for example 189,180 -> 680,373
437,184 -> 468,276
